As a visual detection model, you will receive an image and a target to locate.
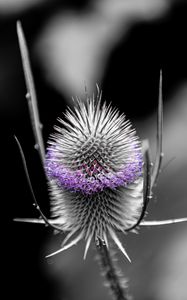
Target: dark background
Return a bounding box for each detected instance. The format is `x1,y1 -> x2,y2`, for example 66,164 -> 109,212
1,1 -> 187,299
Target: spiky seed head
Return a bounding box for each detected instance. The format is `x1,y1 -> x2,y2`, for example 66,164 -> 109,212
45,95 -> 143,259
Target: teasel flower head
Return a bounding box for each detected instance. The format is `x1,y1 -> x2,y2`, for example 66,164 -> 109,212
45,94 -> 143,260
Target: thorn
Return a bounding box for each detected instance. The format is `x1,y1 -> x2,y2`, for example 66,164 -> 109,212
26,92 -> 30,99
96,83 -> 100,95
34,144 -> 39,150
83,234 -> 92,260
84,81 -> 88,96
46,232 -> 83,258
108,228 -> 131,263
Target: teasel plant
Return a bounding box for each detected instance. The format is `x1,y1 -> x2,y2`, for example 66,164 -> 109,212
14,21 -> 187,300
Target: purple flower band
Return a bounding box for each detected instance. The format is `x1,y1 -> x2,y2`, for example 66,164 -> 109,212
45,151 -> 143,194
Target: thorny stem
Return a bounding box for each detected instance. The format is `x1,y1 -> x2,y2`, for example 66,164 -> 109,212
126,139 -> 152,231
96,239 -> 131,300
17,21 -> 45,164
14,136 -> 64,233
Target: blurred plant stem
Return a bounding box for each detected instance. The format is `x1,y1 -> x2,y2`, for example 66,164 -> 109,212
96,238 -> 131,300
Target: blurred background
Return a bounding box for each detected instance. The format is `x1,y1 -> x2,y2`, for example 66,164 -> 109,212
1,0 -> 187,299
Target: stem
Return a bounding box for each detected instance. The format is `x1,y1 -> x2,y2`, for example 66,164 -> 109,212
96,239 -> 131,300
